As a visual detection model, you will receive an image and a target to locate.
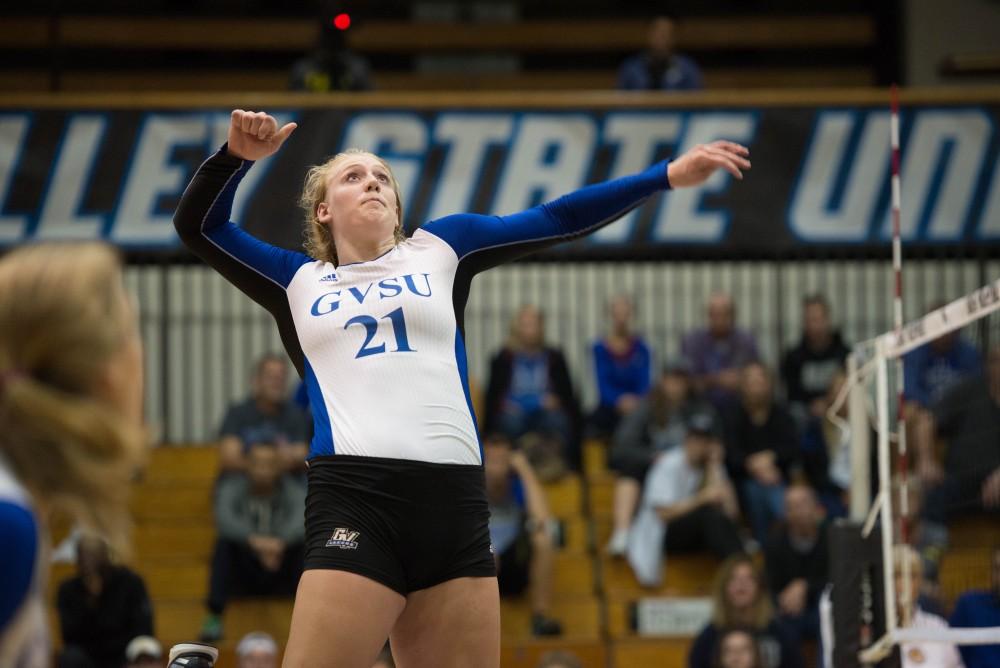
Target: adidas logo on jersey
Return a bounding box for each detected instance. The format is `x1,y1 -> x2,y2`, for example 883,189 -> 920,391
325,527 -> 360,550
319,272 -> 339,283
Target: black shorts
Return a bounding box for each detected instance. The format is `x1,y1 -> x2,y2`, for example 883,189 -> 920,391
303,455 -> 496,595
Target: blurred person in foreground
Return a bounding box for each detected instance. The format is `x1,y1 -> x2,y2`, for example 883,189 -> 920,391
949,545 -> 1000,668
713,628 -> 764,668
689,555 -> 803,668
57,534 -> 153,668
618,14 -> 703,91
894,545 -> 964,668
764,484 -> 828,641
606,360 -> 713,555
681,291 -> 759,410
236,631 -> 279,668
484,433 -> 562,636
200,441 -> 306,642
588,294 -> 652,438
124,636 -> 162,668
484,305 -> 582,478
218,353 -> 310,474
626,411 -> 742,588
0,242 -> 146,667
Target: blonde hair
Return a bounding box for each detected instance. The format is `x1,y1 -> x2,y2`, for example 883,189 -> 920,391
0,242 -> 146,553
299,149 -> 405,265
711,555 -> 774,629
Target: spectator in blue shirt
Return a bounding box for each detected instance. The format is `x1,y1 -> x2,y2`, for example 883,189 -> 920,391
949,545 -> 1000,668
617,15 -> 704,91
904,312 -> 982,410
589,295 -> 652,437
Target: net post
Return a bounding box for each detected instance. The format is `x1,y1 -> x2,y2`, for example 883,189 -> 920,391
875,354 -> 898,640
849,351 -> 871,521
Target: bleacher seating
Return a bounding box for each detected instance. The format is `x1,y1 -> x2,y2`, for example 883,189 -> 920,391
0,12 -> 880,92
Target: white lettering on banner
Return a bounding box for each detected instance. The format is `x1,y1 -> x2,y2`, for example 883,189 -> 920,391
0,115 -> 30,242
652,113 -> 756,242
979,155 -> 1000,238
592,114 -> 683,243
884,110 -> 990,241
427,114 -> 513,220
491,114 -> 596,215
36,115 -> 107,240
789,111 -> 889,241
113,116 -> 208,244
341,114 -> 428,216
210,112 -> 296,225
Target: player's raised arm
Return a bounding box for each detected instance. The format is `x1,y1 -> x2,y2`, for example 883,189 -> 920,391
421,140 -> 749,272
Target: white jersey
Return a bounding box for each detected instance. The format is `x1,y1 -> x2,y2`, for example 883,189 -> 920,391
0,459 -> 49,668
175,147 -> 669,465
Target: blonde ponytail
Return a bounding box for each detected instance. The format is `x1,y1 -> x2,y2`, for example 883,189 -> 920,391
0,243 -> 146,553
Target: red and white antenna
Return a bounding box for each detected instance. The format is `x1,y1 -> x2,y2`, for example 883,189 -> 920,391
890,83 -> 912,625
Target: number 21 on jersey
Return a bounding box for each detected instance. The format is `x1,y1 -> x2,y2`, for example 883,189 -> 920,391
344,307 -> 415,358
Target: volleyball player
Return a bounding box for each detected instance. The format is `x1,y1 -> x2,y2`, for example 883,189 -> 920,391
173,109 -> 749,668
0,243 -> 146,666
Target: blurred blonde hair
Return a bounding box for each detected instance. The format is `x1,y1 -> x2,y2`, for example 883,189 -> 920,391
711,554 -> 774,629
0,242 -> 146,553
299,149 -> 405,265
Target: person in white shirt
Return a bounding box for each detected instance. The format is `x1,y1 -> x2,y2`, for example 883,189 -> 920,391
894,545 -> 965,668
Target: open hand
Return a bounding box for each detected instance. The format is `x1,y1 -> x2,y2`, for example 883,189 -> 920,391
226,110 -> 297,161
667,141 -> 751,187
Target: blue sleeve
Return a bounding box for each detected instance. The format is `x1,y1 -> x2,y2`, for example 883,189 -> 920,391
593,341 -> 618,407
174,146 -> 313,376
421,161 -> 669,274
0,502 -> 37,633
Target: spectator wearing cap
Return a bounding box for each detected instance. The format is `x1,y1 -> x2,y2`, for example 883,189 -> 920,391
236,631 -> 279,668
723,362 -> 800,545
125,636 -> 162,668
605,359 -> 714,556
218,353 -> 310,473
588,295 -> 652,438
626,410 -> 743,587
681,292 -> 760,410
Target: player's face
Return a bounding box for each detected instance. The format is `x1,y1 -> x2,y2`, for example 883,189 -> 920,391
719,631 -> 756,668
321,154 -> 399,249
726,563 -> 758,609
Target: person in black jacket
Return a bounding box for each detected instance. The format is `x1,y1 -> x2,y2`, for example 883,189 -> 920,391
484,305 -> 582,475
723,362 -> 800,544
764,484 -> 828,641
780,295 -> 850,427
57,534 -> 154,668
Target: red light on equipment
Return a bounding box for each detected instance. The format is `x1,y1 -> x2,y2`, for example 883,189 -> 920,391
333,13 -> 351,30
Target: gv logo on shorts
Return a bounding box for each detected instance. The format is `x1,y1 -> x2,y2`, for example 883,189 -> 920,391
326,528 -> 360,550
